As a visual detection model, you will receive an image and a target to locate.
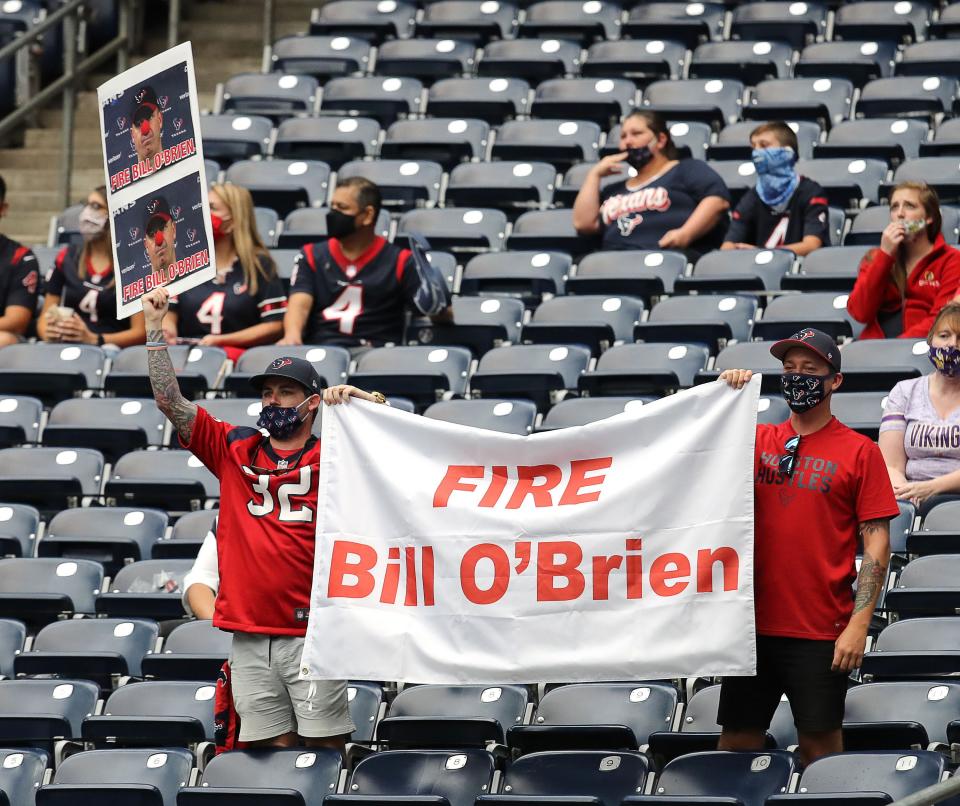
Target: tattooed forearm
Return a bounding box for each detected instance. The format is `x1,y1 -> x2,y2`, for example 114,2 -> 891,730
146,329 -> 197,441
852,552 -> 887,615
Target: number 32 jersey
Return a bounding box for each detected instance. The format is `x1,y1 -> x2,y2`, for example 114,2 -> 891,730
182,405 -> 321,635
289,236 -> 418,347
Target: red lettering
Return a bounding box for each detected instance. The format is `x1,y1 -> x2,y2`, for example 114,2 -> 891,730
433,465 -> 484,507
422,546 -> 435,606
536,540 -> 585,601
626,538 -> 643,599
379,547 -> 400,604
460,543 -> 511,605
559,457 -> 613,505
506,464 -> 562,509
696,547 -> 739,592
479,465 -> 508,507
404,546 -> 418,606
650,552 -> 690,596
327,540 -> 377,599
592,553 -> 622,600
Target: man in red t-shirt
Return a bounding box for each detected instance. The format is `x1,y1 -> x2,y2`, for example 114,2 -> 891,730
142,286 -> 386,751
718,328 -> 898,766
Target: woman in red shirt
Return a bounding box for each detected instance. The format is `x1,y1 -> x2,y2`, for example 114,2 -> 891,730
848,181 -> 960,339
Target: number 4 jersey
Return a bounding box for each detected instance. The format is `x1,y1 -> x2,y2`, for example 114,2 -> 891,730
182,405 -> 321,635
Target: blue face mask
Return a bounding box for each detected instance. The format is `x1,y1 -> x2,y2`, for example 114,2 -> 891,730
257,398 -> 312,440
752,147 -> 799,210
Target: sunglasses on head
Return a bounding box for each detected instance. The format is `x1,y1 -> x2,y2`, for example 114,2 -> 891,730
779,435 -> 801,478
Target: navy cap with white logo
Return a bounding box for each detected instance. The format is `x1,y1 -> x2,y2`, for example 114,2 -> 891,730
249,356 -> 322,395
770,328 -> 841,372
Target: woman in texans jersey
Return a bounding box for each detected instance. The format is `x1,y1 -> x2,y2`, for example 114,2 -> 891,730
165,184 -> 286,361
38,186 -> 146,347
573,109 -> 731,259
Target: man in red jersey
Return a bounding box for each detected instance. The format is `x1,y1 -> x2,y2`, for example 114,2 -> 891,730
143,285 -> 386,751
716,328 -> 898,766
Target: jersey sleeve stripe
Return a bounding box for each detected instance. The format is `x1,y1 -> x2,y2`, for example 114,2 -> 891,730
257,297 -> 287,308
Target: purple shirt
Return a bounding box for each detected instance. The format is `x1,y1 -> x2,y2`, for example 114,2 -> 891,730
880,375 -> 960,481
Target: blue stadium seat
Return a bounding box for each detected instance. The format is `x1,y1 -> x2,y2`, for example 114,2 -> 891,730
270,34 -> 371,81
583,40 -> 687,83
0,503 -> 40,558
416,1 -> 519,42
471,344 -> 592,411
273,117 -> 380,168
0,343 -> 105,405
446,161 -> 556,211
699,340 -> 789,391
796,40 -> 897,88
884,555 -> 960,617
42,398 -> 166,462
622,2 -> 725,48
615,120 -> 711,161
492,119 -> 601,171
522,294 -> 645,356
350,681 -> 385,744
0,395 -> 41,447
338,159 -> 444,209
152,508 -> 216,561
322,76 -> 424,125
890,157 -> 960,204
844,207 -> 896,246
375,39 -> 476,84
843,681 -> 960,750
677,248 -> 793,294
381,118 -> 490,170
566,250 -> 687,300
255,206 -> 280,247
708,120 -> 821,162
0,558 -> 102,627
635,294 -> 758,354
690,40 -> 794,86
508,209 -> 599,256
833,0 -> 932,43
831,391 -> 887,439
425,399 -> 537,435
197,399 -> 262,432
221,72 -> 318,120
0,618 -> 25,678
897,40 -> 960,79
706,158 -> 756,206
95,559 -> 193,620
0,678 -> 98,750
224,158 -> 330,217
348,345 -> 473,408
427,77 -> 530,124
751,292 -> 858,341
643,78 -> 744,130
199,114 -> 272,168
310,0 -> 417,41
519,0 -> 622,43
105,450 -> 217,514
276,206 -> 391,248
746,78 -> 854,130
0,747 -> 48,806
931,1 -> 960,37
0,447 -> 104,516
105,345 -> 227,400
478,38 -> 581,83
815,119 -> 927,166
731,1 -> 828,49
857,76 -> 958,120
460,251 -> 570,305
579,342 -> 709,396
796,157 -> 888,208
921,117 -> 960,157
889,500 -> 917,555
531,78 -> 636,129
223,344 -> 351,395
141,620 -> 231,681
840,337 -> 930,391
398,208 -> 508,254
539,396 -> 654,431
861,618 -> 960,679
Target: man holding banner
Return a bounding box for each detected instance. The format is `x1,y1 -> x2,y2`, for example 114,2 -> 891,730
718,329 -> 897,766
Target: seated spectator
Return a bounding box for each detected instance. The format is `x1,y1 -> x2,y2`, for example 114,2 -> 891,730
183,520 -> 218,621
0,175 -> 39,346
164,183 -> 285,362
281,176 -> 452,353
37,186 -> 146,348
572,109 -> 730,259
721,121 -> 829,256
879,301 -> 960,513
848,182 -> 960,339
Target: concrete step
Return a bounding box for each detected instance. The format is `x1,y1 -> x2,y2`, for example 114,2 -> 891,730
187,2 -> 314,24
2,210 -> 55,244
25,128 -> 103,150
0,149 -> 105,171
0,169 -> 106,193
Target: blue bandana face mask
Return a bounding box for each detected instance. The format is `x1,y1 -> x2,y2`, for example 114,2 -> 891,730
752,147 -> 799,210
929,345 -> 960,378
257,398 -> 312,440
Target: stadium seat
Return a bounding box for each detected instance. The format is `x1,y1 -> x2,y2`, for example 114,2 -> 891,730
815,119 -> 927,166
223,345 -> 351,395
477,750 -> 650,806
408,296 -> 526,357
884,555 -> 960,617
224,159 -> 330,218
38,507 -> 168,577
909,500 -> 960,555
843,680 -> 960,750
861,618 -> 960,679
139,621 -> 229,682
427,77 -> 530,124
746,78 -> 854,130
690,41 -> 794,86
0,678 -> 98,749
310,0 -> 416,41
398,208 -> 508,254
0,503 -> 40,559
478,38 -> 581,83
0,747 -> 48,806
796,40 -> 897,88
0,617 -> 25,678
375,38 -> 476,84
622,2 -> 725,48
199,114 -> 272,167
831,391 -> 887,439
198,398 -> 262,431
15,617 -> 159,685
567,250 -> 687,300
518,0 -> 621,43
348,345 -> 472,408
583,40 -> 686,83
0,447 -> 104,515
508,209 -> 599,256
897,40 -> 960,80
42,398 -> 165,462
349,681 -> 385,744
255,206 -> 280,247
751,292 -> 858,341
921,117 -> 960,157
0,343 -> 104,405
708,120 -> 821,162
36,747 -> 193,805
699,340 -> 784,391
890,157 -> 960,204
796,157 -> 888,208
522,294 -> 644,355
0,557 -> 102,627
0,395 -> 40,447
833,0 -> 932,43
338,159 -> 444,209
381,118 -> 490,170
424,399 -> 537,435
178,747 -> 342,806
508,682 -> 679,754
930,1 -> 960,37
460,251 -> 569,305
642,79 -> 745,130
471,344 -> 592,411
277,206 -> 391,248
416,0 -> 518,42
677,249 -> 793,294
151,509 -> 217,561
766,750 -> 945,806
856,76 -> 958,120
706,158 -> 756,206
446,161 -> 556,211
377,684 -> 529,748
630,749 -> 796,806
272,249 -> 300,288
579,343 -> 709,396
634,294 -> 758,354
105,450 -> 218,514
531,79 -> 636,129
731,1 -> 828,49
539,396 -> 653,431
96,559 -> 192,620
840,337 -> 930,391
0,0 -> 40,36
758,395 -> 791,425
221,72 -> 318,120
843,207 -> 895,246
889,500 -> 917,555
270,34 -> 371,81
105,345 -> 227,399
273,117 -> 380,168
491,119 -> 601,171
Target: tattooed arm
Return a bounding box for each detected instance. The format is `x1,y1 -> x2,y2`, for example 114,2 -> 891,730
143,288 -> 197,443
832,518 -> 891,672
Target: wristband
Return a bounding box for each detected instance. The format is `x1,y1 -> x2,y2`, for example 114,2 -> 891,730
96,333 -> 105,347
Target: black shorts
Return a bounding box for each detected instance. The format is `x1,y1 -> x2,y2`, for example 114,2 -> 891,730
718,635 -> 848,734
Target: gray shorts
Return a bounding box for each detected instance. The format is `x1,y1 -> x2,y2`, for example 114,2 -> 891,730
230,632 -> 355,742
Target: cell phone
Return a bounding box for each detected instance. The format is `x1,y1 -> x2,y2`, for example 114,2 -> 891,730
55,306 -> 74,320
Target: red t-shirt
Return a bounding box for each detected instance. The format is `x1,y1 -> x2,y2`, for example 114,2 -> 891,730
754,417 -> 899,640
183,406 -> 320,635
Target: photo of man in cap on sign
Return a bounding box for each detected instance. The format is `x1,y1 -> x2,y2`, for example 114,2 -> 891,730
144,195 -> 177,275
131,84 -> 164,165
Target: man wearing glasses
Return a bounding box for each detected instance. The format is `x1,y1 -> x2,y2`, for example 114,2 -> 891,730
142,285 -> 387,751
717,328 -> 898,767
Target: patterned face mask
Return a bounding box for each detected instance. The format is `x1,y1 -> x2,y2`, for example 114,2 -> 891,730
929,345 -> 960,377
257,398 -> 311,440
752,147 -> 799,209
780,372 -> 833,413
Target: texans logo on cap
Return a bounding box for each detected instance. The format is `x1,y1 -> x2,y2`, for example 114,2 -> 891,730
794,329 -> 816,342
147,199 -> 161,214
270,358 -> 293,370
171,206 -> 182,218
129,227 -> 140,240
135,88 -> 148,104
187,228 -> 197,241
173,117 -> 184,131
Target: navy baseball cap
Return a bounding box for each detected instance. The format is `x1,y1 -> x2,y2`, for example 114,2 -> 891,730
770,328 -> 841,372
250,356 -> 322,395
144,196 -> 172,234
131,85 -> 159,125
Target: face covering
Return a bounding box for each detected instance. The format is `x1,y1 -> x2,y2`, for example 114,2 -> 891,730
78,205 -> 108,240
902,218 -> 927,237
929,345 -> 960,377
752,147 -> 800,210
257,397 -> 312,440
625,145 -> 654,172
211,214 -> 229,240
326,209 -> 359,240
780,372 -> 833,414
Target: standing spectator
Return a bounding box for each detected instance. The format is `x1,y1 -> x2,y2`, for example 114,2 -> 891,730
164,183 -> 286,362
0,175 -> 39,346
281,176 -> 452,354
38,186 -> 146,348
572,109 -> 730,258
721,121 -> 829,256
719,329 -> 898,766
879,301 -> 960,513
848,182 -> 960,339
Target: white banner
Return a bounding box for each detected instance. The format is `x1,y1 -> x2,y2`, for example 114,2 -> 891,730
301,377 -> 761,684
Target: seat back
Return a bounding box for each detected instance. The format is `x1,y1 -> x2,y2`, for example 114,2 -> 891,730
502,750 -> 649,805
797,750 -> 944,799
654,750 -> 796,806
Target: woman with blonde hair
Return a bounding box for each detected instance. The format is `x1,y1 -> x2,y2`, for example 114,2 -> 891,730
848,181 -> 960,339
164,183 -> 286,360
